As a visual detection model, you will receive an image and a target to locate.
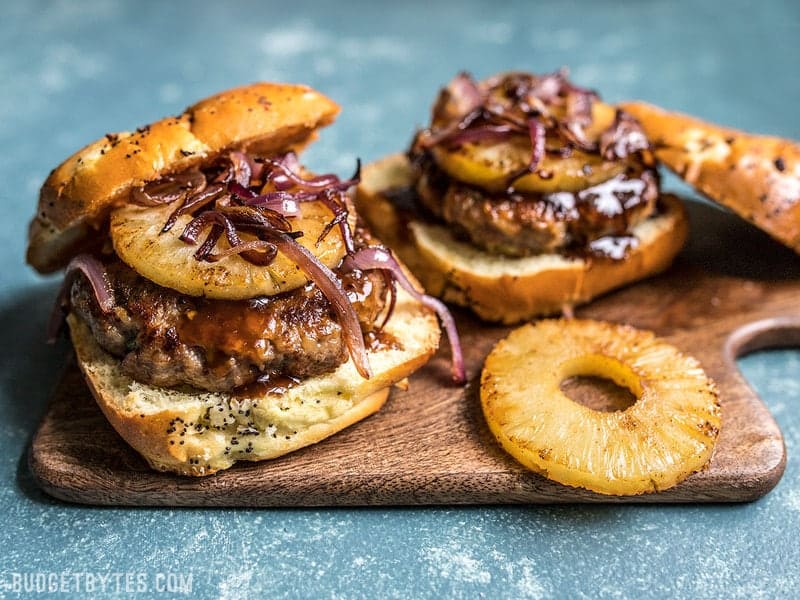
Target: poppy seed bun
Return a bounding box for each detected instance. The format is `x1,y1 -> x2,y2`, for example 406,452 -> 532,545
28,82 -> 340,273
622,101 -> 800,254
356,154 -> 688,324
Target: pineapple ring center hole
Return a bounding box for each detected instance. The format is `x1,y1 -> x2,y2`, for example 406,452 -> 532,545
558,354 -> 642,413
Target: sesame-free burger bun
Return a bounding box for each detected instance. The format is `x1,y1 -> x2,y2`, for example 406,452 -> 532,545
67,286 -> 439,477
356,154 -> 689,324
28,82 -> 340,273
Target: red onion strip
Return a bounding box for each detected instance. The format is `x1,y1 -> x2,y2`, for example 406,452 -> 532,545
162,184 -> 226,233
263,230 -> 372,380
180,211 -> 234,246
229,151 -> 253,187
227,181 -> 256,199
229,183 -> 303,219
442,124 -> 517,148
194,224 -> 224,261
238,188 -> 305,216
132,186 -> 182,206
247,196 -> 301,217
280,151 -> 301,172
527,118 -> 545,171
419,106 -> 485,149
181,209 -> 287,265
316,189 -> 355,253
557,120 -> 597,152
47,254 -> 114,342
528,71 -> 564,103
447,72 -> 483,115
205,239 -> 278,265
219,205 -> 293,232
315,209 -> 347,246
504,118 -> 546,191
262,159 -> 343,191
342,247 -> 465,384
377,271 -> 397,330
133,170 -> 207,206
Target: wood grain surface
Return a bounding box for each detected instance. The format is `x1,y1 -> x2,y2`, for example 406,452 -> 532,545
28,200 -> 798,506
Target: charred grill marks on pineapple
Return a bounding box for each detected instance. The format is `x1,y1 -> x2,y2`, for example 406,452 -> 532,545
480,319 -> 721,496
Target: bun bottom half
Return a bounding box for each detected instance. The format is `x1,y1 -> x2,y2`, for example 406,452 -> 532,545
356,154 -> 689,324
68,287 -> 439,476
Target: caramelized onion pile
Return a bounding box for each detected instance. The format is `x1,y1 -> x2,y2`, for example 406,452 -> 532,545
132,151 -> 360,262
413,69 -> 650,189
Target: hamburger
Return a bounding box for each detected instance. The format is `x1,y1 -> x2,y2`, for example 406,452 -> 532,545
28,83 -> 462,476
356,70 -> 689,324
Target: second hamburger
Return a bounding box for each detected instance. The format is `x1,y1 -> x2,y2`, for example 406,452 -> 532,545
357,70 -> 688,324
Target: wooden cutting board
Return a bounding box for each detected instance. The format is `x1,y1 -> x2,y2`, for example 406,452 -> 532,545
28,201 -> 797,506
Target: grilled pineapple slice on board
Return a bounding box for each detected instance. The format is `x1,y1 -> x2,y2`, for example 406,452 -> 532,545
431,101 -> 624,194
481,319 -> 721,496
111,200 -> 347,300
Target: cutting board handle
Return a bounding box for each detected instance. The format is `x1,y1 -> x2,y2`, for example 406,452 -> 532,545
726,316 -> 800,361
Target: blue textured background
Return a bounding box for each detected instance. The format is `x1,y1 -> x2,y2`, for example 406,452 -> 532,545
2,1 -> 799,598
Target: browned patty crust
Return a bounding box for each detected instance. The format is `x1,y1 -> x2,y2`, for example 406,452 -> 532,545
71,257 -> 388,392
416,157 -> 659,257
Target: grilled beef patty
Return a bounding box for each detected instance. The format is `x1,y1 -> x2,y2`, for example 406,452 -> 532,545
416,158 -> 659,257
70,257 -> 388,392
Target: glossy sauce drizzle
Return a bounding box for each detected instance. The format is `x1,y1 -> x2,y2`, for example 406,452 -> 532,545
233,374 -> 300,399
177,299 -> 279,366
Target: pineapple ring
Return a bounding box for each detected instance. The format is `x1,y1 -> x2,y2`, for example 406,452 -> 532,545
430,101 -> 624,194
480,319 -> 721,496
111,200 -> 347,299
431,141 -> 626,194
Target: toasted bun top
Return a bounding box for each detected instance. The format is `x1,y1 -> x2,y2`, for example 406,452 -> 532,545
621,101 -> 800,254
28,82 -> 340,273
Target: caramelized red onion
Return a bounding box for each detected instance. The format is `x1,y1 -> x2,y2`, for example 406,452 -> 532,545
229,151 -> 253,186
243,192 -> 301,217
261,155 -> 359,192
526,118 -> 546,173
131,169 -> 206,206
442,72 -> 484,121
121,150 -> 465,385
416,70 -> 648,173
157,150 -> 373,379
265,230 -> 372,380
47,254 -> 114,342
342,246 -> 466,384
526,71 -> 565,104
418,107 -> 484,149
504,118 -> 546,191
179,206 -> 295,266
442,124 -> 516,148
143,151 -> 360,259
600,109 -> 650,160
162,183 -> 226,233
